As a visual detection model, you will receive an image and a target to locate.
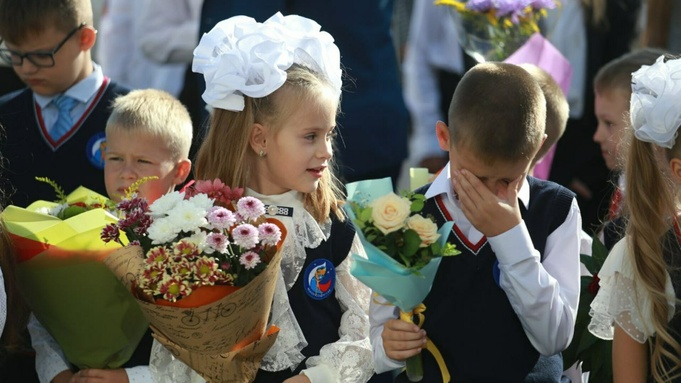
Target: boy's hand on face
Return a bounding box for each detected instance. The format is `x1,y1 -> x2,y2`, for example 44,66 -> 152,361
382,319 -> 427,361
71,369 -> 129,383
453,169 -> 523,237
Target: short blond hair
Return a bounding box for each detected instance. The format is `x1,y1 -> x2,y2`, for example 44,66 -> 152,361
520,64 -> 570,166
106,89 -> 192,161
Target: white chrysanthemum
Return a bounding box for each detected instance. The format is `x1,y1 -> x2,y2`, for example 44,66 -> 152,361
149,191 -> 185,218
49,204 -> 67,217
147,217 -> 180,244
184,230 -> 209,252
187,193 -> 214,212
35,207 -> 52,215
166,200 -> 208,232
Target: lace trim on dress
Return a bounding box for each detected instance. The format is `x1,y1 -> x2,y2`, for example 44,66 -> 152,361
588,239 -> 676,344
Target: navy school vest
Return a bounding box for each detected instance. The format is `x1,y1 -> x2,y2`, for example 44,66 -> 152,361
254,216 -> 355,382
0,80 -> 128,207
395,177 -> 574,383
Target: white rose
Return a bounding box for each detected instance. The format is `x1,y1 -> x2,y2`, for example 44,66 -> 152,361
406,215 -> 441,247
370,193 -> 412,235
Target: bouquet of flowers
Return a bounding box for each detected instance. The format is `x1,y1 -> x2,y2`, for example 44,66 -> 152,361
562,236 -> 612,382
0,179 -> 148,369
435,0 -> 558,62
345,178 -> 459,382
101,179 -> 285,383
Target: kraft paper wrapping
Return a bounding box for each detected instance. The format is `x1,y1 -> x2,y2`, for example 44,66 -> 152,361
104,246 -> 282,382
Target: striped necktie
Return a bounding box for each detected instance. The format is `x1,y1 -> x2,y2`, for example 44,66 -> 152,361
51,95 -> 78,141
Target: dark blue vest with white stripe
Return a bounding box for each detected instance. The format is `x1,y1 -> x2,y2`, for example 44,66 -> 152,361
0,81 -> 128,207
396,177 -> 574,383
254,216 -> 354,382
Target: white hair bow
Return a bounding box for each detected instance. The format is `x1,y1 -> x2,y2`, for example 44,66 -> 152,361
630,55 -> 681,149
192,12 -> 342,112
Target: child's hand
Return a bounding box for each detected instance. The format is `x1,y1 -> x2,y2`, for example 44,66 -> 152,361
51,370 -> 74,383
381,318 -> 426,361
71,369 -> 129,383
453,169 -> 523,237
283,374 -> 312,383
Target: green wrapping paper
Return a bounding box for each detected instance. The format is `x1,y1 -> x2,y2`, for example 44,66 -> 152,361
2,187 -> 149,368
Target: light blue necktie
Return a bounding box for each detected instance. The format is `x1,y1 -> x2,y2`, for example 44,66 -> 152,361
51,95 -> 78,141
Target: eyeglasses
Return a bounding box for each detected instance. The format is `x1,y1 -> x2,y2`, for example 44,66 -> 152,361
0,23 -> 85,68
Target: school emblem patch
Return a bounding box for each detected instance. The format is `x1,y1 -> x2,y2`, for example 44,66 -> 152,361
86,132 -> 106,170
303,258 -> 335,300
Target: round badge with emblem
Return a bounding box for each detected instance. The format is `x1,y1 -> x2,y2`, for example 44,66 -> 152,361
86,132 -> 106,170
303,258 -> 335,300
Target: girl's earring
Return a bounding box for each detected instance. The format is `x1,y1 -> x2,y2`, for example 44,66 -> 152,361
259,149 -> 266,158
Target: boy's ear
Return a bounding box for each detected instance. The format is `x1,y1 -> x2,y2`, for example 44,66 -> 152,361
79,26 -> 97,51
435,121 -> 451,151
249,123 -> 268,154
173,159 -> 192,185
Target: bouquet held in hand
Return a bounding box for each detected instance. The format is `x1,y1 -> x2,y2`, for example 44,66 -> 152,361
101,179 -> 285,383
345,177 -> 459,382
1,179 -> 148,370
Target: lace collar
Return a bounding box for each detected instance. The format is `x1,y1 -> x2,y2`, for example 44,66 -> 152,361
246,188 -> 333,370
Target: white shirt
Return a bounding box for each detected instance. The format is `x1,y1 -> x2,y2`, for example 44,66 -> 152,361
97,0 -> 194,96
371,163 -> 582,373
33,63 -> 104,133
136,0 -> 203,65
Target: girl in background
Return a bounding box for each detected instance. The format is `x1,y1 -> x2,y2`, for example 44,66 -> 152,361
589,55 -> 681,382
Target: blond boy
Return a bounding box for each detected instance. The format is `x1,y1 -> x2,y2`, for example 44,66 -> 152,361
104,89 -> 192,203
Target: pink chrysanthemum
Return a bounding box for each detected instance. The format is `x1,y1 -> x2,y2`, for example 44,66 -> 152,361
207,206 -> 236,229
206,232 -> 229,254
231,223 -> 259,249
141,263 -> 166,285
189,179 -> 244,205
170,259 -> 193,278
101,223 -> 120,243
146,246 -> 170,265
194,257 -> 219,284
173,240 -> 200,261
239,251 -> 261,270
236,197 -> 265,221
215,269 -> 235,285
258,222 -> 281,246
158,276 -> 192,302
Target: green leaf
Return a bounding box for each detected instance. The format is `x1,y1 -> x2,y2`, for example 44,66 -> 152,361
410,199 -> 424,213
442,243 -> 461,256
402,229 -> 421,257
580,254 -> 597,275
360,207 -> 373,223
35,176 -> 67,202
591,235 -> 609,270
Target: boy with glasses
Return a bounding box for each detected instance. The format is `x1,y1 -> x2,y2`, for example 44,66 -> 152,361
0,1 -> 155,383
0,0 -> 128,209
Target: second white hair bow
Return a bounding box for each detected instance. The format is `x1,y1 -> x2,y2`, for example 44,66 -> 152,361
630,55 -> 681,149
192,12 -> 342,112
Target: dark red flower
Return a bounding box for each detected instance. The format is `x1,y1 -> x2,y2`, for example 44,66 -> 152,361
588,273 -> 600,296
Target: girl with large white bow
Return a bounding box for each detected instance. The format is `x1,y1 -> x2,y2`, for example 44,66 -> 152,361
588,55 -> 681,382
148,12 -> 374,383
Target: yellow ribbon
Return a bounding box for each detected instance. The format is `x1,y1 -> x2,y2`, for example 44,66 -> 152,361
400,304 -> 451,383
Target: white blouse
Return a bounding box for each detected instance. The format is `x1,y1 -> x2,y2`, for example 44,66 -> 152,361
150,190 -> 374,383
588,237 -> 677,343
